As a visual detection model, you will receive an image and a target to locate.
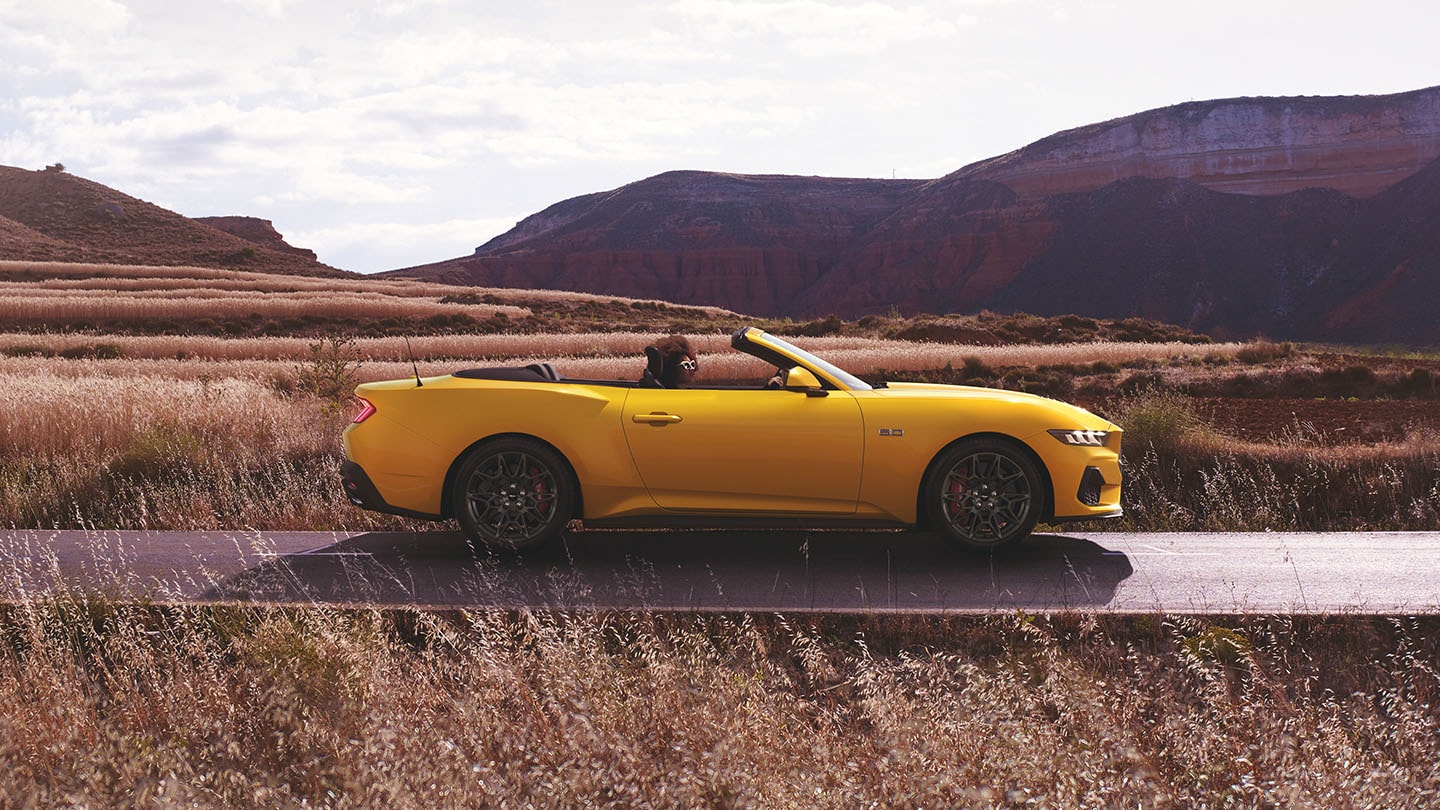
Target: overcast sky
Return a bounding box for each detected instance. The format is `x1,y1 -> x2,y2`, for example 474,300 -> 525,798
2,1 -> 1436,273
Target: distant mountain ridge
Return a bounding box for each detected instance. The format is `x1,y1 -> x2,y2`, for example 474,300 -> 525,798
5,87 -> 1440,344
389,85 -> 1440,344
0,165 -> 340,276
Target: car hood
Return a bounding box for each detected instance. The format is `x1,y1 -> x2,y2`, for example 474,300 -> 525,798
878,381 -> 1119,430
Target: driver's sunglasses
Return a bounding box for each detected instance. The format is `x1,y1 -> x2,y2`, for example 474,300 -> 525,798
679,358 -> 698,372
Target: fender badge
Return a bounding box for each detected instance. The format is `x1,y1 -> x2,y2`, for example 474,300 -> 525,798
878,428 -> 904,437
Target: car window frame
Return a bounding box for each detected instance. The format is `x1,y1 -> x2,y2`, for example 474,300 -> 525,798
731,327 -> 873,391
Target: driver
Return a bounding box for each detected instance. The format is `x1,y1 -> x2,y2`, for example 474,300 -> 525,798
639,335 -> 698,388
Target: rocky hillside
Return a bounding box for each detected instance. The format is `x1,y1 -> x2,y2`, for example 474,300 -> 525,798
411,172 -> 923,316
0,166 -> 340,276
390,86 -> 1440,344
194,216 -> 320,261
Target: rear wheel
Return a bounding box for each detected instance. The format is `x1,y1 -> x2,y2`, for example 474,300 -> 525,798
452,438 -> 575,552
926,438 -> 1043,552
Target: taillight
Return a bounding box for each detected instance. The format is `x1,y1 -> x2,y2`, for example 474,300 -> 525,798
352,398 -> 376,424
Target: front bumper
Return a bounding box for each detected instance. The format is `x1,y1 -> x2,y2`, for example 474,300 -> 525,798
1049,506 -> 1124,524
1048,463 -> 1123,523
1042,441 -> 1123,520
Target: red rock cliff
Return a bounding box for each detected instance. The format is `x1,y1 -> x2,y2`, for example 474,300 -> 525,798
963,88 -> 1440,199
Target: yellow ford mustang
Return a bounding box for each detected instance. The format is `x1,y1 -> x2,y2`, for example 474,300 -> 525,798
341,326 -> 1122,552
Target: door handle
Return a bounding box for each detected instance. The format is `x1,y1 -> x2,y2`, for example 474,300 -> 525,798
632,412 -> 682,424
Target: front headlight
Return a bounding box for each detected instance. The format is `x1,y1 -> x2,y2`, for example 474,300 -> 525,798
1048,428 -> 1111,447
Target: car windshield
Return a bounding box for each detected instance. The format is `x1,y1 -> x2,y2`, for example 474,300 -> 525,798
762,332 -> 873,391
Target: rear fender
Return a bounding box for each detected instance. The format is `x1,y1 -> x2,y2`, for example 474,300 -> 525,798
440,433 -> 584,521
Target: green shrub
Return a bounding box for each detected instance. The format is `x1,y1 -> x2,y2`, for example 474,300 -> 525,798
959,355 -> 994,381
1320,365 -> 1379,396
294,336 -> 363,404
58,343 -> 124,360
106,424 -> 207,483
1235,340 -> 1295,365
1395,367 -> 1437,398
2,344 -> 53,358
1182,624 -> 1253,669
791,315 -> 845,337
1111,388 -> 1217,454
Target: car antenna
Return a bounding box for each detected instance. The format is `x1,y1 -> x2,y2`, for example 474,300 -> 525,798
405,336 -> 423,387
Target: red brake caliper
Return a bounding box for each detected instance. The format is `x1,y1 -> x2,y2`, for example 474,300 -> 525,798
947,463 -> 968,518
530,464 -> 551,516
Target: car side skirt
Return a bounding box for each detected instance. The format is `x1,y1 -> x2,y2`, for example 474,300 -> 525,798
581,515 -> 910,531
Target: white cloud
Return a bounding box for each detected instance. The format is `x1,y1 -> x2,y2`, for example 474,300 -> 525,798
293,215 -> 520,272
666,0 -> 966,52
265,172 -> 430,206
0,0 -> 129,33
220,0 -> 294,17
378,0 -> 457,15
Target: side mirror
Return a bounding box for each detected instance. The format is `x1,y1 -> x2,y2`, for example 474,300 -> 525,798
783,367 -> 827,397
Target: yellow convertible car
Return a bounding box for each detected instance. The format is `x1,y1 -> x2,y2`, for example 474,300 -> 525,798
341,326 -> 1122,552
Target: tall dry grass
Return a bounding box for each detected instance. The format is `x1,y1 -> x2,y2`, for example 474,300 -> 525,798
1102,388 -> 1440,532
0,330 -> 1245,381
0,599 -> 1435,808
0,370 -> 414,533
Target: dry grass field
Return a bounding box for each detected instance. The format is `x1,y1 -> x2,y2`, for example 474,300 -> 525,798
2,601 -> 1437,807
2,259 -> 1439,806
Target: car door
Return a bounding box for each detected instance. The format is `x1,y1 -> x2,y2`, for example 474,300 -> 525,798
622,386 -> 864,513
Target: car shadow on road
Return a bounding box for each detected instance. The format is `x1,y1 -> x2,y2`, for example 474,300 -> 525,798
200,529 -> 1133,612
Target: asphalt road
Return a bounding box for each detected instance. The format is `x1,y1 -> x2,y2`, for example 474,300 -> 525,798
0,529 -> 1436,614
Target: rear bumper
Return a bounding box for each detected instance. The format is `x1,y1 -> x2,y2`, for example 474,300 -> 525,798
340,460 -> 443,521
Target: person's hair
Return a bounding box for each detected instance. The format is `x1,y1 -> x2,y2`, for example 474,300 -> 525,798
651,334 -> 695,387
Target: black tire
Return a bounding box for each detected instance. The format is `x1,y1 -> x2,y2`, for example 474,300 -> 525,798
926,438 -> 1043,552
452,438 -> 575,552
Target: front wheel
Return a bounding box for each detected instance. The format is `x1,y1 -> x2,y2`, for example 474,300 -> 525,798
926,438 -> 1043,552
452,438 -> 575,552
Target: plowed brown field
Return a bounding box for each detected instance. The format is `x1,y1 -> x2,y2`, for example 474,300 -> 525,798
1193,397 -> 1440,444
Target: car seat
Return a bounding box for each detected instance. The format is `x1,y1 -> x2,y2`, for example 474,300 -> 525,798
638,345 -> 665,387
